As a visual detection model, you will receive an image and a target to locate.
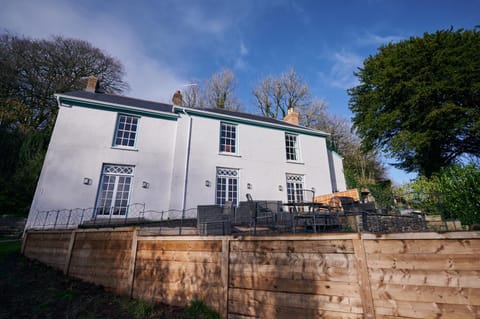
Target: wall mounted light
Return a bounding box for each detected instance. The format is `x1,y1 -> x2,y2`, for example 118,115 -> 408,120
83,177 -> 92,185
142,181 -> 150,189
205,180 -> 211,187
247,183 -> 252,190
278,185 -> 283,191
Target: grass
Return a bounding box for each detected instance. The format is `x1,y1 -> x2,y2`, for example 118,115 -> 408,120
0,240 -> 21,257
0,239 -> 211,319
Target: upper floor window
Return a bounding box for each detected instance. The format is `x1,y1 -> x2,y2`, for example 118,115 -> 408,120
220,122 -> 237,153
114,114 -> 139,147
285,133 -> 300,161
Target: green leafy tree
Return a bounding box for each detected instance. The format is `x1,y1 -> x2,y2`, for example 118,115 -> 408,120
400,164 -> 480,226
0,33 -> 128,215
348,28 -> 480,177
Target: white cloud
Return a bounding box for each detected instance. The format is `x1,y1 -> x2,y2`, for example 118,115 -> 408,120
0,0 -> 186,103
319,50 -> 363,90
360,32 -> 405,45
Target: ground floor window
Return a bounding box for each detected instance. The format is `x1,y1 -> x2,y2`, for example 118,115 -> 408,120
286,174 -> 304,203
216,167 -> 239,206
95,164 -> 134,217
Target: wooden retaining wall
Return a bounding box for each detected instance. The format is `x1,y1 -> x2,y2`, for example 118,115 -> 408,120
22,230 -> 480,319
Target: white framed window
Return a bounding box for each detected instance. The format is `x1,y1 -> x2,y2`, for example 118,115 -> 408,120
285,133 -> 300,161
95,164 -> 134,217
219,122 -> 237,153
286,174 -> 304,203
216,167 -> 239,206
113,114 -> 139,147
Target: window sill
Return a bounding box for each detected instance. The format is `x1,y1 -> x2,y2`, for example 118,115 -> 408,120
111,146 -> 139,152
286,160 -> 304,165
219,152 -> 242,158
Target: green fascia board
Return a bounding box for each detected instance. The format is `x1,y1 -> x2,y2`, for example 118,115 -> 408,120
58,97 -> 179,121
176,108 -> 329,138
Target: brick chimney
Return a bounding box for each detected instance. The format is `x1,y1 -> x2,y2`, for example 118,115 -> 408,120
85,76 -> 98,93
283,107 -> 299,125
172,90 -> 183,106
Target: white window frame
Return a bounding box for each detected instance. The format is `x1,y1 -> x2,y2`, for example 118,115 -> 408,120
113,114 -> 139,148
285,133 -> 300,161
286,174 -> 304,204
215,167 -> 239,206
219,122 -> 238,154
94,164 -> 134,217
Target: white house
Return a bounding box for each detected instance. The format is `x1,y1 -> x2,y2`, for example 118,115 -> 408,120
25,78 -> 346,229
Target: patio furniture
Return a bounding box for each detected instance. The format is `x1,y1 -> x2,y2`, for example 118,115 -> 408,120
246,193 -> 276,234
197,205 -> 231,235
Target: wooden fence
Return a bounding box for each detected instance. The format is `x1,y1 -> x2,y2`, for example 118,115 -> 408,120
22,229 -> 480,319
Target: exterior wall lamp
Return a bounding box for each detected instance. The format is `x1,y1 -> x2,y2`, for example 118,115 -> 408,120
83,178 -> 92,185
278,185 -> 283,191
142,181 -> 150,189
247,183 -> 252,190
205,180 -> 211,187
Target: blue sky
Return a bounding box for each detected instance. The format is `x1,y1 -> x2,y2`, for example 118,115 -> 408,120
2,0 -> 478,184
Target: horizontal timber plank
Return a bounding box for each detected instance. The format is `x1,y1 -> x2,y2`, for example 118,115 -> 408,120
361,231 -> 480,240
228,300 -> 364,319
24,237 -> 70,247
364,239 -> 480,255
369,268 -> 480,288
75,231 -> 133,241
135,249 -> 221,263
133,282 -> 221,308
229,251 -> 356,269
70,248 -> 131,260
372,283 -> 480,305
229,288 -> 363,314
137,240 -> 222,252
374,299 -> 480,319
24,246 -> 68,256
366,253 -> 480,270
134,261 -> 221,281
73,239 -> 132,250
229,274 -> 360,297
229,239 -> 354,253
229,263 -> 357,282
137,227 -> 197,236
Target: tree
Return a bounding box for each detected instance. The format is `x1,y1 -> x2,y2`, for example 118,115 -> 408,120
0,33 -> 128,215
348,28 -> 480,177
205,69 -> 241,111
0,34 -> 128,131
253,69 -> 310,119
400,163 -> 480,226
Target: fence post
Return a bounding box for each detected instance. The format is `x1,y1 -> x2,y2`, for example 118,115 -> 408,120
352,235 -> 375,319
221,238 -> 230,319
53,210 -> 60,229
127,227 -> 139,298
64,230 -> 77,275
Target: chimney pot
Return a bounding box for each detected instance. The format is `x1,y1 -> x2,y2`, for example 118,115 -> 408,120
283,107 -> 299,125
172,90 -> 183,106
85,76 -> 98,93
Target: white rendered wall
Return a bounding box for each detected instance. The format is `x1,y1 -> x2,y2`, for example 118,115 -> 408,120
181,115 -> 333,209
331,151 -> 347,192
26,105 -> 177,228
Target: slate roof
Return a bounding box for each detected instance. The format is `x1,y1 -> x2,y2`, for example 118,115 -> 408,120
59,90 -> 173,114
58,90 -> 327,135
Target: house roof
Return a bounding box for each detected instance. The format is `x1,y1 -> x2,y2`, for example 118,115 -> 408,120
58,90 -> 174,114
57,90 -> 328,137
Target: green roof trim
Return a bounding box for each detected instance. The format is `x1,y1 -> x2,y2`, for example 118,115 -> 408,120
178,108 -> 328,138
58,97 -> 179,121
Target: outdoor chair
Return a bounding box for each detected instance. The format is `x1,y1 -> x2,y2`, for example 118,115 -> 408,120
197,205 -> 231,235
246,193 -> 276,234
